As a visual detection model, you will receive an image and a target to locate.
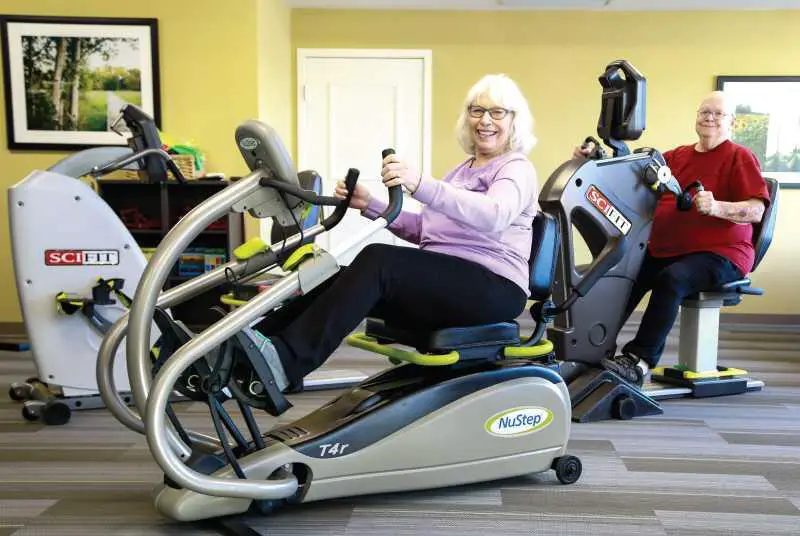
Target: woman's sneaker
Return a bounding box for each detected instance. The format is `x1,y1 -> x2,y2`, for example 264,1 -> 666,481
600,353 -> 645,387
228,328 -> 293,416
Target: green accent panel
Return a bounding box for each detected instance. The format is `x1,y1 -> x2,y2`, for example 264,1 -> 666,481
346,332 -> 460,366
282,244 -> 317,272
234,237 -> 268,260
220,293 -> 249,307
503,338 -> 554,358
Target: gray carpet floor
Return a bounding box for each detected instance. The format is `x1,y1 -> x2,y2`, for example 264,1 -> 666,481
0,319 -> 798,535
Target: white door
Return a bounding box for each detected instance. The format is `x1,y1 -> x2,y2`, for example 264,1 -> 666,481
297,49 -> 432,265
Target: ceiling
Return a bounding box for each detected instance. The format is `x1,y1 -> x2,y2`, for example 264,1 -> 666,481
285,0 -> 800,11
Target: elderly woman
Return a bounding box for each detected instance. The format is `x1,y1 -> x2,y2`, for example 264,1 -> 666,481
250,73 -> 539,413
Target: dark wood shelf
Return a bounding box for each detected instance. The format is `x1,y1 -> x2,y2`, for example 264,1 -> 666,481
96,179 -> 244,329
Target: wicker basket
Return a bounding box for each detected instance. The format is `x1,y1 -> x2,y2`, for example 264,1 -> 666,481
102,153 -> 197,181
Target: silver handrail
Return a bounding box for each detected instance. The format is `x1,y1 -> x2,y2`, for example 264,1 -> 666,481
145,273 -> 304,497
96,260 -> 250,451
96,226 -> 322,438
143,218 -> 392,497
125,172 -> 265,445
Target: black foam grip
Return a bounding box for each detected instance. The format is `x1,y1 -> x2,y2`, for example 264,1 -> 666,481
581,136 -> 606,160
380,148 -> 403,223
322,168 -> 360,231
344,167 -> 359,193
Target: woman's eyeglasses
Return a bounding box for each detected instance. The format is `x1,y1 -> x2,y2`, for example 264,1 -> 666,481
468,105 -> 512,120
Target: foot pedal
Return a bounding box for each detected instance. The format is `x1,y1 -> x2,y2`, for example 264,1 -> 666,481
568,368 -> 663,423
651,366 -> 749,398
227,330 -> 292,417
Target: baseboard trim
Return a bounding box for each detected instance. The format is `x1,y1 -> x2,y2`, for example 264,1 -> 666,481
720,313 -> 800,326
0,323 -> 25,337
625,311 -> 800,327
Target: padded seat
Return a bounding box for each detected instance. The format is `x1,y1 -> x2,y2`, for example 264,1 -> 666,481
363,211 -> 560,359
683,278 -> 763,307
365,319 -> 520,353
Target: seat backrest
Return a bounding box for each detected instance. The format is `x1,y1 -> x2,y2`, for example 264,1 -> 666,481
752,176 -> 779,272
529,211 -> 561,301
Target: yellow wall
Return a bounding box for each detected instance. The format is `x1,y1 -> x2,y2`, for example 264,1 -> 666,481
292,9 -> 800,315
258,0 -> 293,146
0,0 -> 276,322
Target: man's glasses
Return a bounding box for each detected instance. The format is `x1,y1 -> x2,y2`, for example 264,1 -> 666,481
468,105 -> 512,120
697,109 -> 730,120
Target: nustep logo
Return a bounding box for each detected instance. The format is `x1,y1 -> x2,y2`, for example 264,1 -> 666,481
484,406 -> 553,437
45,249 -> 119,266
586,185 -> 632,235
239,137 -> 259,151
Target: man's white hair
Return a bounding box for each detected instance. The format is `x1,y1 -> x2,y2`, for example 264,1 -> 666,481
702,90 -> 736,117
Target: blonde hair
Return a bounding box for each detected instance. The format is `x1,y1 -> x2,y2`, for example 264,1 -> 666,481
455,74 -> 537,155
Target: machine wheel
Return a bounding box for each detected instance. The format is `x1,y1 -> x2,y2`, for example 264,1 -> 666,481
251,498 -> 286,515
21,402 -> 42,422
613,395 -> 636,421
552,455 -> 582,485
41,401 -> 71,426
9,382 -> 33,401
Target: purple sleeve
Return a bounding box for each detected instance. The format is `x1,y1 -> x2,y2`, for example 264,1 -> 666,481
362,195 -> 422,244
411,158 -> 536,232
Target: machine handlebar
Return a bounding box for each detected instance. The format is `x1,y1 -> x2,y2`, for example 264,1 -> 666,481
90,147 -> 188,184
379,148 -> 404,224
580,136 -> 609,160
321,168 -> 360,230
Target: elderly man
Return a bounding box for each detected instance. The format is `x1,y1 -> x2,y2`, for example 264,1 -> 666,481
576,90 -> 771,386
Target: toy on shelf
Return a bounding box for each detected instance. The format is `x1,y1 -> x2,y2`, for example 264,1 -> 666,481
119,207 -> 160,229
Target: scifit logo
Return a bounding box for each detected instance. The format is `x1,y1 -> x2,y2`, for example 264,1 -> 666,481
45,249 -> 119,266
586,185 -> 632,235
484,406 -> 553,437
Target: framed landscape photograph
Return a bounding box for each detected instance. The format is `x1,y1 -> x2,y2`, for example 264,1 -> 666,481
716,75 -> 800,189
0,15 -> 160,150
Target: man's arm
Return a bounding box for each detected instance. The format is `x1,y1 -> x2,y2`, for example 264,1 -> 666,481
695,191 -> 766,224
712,198 -> 765,224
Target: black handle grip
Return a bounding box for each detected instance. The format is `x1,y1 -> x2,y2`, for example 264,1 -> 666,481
118,104 -> 183,183
379,148 -> 403,224
321,168 -> 360,231
581,136 -> 608,160
675,180 -> 705,211
344,166 -> 359,193
90,147 -> 187,184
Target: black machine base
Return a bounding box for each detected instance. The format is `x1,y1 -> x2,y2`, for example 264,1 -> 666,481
207,517 -> 263,536
567,367 -> 663,423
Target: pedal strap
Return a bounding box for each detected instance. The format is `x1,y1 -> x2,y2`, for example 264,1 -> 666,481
95,277 -> 133,308
55,292 -> 86,316
151,308 -> 227,403
55,278 -> 134,334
